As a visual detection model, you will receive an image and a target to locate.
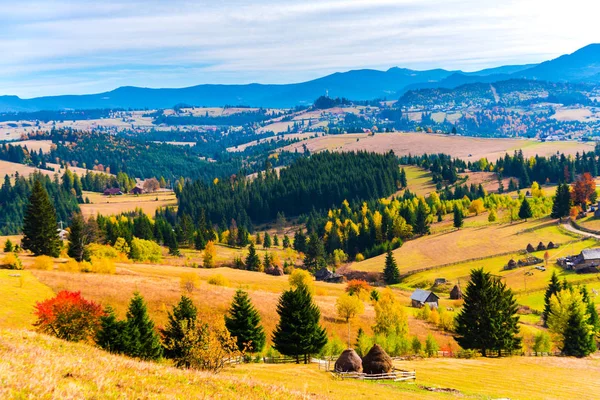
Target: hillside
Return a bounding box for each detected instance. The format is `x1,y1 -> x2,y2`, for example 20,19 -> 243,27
0,329 -> 306,399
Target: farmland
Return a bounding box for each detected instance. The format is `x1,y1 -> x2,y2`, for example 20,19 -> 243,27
80,190 -> 177,218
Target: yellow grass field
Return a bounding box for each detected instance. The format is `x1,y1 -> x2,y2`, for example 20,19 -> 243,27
352,218 -> 579,273
282,132 -> 595,161
80,190 -> 177,218
0,269 -> 54,329
0,330 -> 302,399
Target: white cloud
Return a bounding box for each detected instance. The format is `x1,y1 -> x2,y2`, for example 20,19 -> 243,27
0,0 -> 598,97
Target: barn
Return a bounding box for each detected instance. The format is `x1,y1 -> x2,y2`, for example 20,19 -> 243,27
103,188 -> 123,196
410,289 -> 439,308
131,186 -> 144,195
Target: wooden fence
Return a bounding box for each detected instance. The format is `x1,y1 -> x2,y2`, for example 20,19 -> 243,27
333,369 -> 416,382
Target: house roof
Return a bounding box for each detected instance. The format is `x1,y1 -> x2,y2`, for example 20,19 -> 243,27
410,289 -> 439,303
104,188 -> 122,194
581,248 -> 600,260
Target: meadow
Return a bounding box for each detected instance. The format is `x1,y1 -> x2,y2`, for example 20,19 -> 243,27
80,190 -> 177,218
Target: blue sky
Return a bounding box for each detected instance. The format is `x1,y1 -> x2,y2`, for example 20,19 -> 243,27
0,0 -> 597,98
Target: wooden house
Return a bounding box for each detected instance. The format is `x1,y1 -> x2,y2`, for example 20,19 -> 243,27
410,289 -> 439,308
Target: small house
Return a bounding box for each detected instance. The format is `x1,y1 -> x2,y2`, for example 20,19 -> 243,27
434,278 -> 447,286
131,186 -> 144,195
314,267 -> 344,283
103,188 -> 123,196
410,289 -> 439,308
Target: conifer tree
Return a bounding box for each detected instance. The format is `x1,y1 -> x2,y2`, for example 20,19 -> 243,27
4,238 -> 14,252
453,206 -> 463,229
167,229 -> 180,256
273,234 -> 279,247
263,232 -> 272,248
518,198 -> 533,220
194,229 -> 206,250
383,249 -> 400,284
161,295 -> 198,365
224,289 -> 266,353
551,183 -> 572,219
96,305 -> 127,354
22,179 -> 61,257
543,271 -> 562,325
67,212 -> 90,262
282,235 -> 291,249
245,242 -> 261,271
414,199 -> 430,235
272,285 -> 327,363
255,232 -> 262,245
293,229 -> 307,253
263,252 -> 272,271
124,292 -> 163,360
304,232 -> 326,272
454,268 -> 521,356
562,302 -> 596,357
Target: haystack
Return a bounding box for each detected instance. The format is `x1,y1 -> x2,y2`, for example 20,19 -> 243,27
537,242 -> 547,251
526,243 -> 535,253
450,284 -> 463,300
334,349 -> 362,373
547,241 -> 556,249
506,259 -> 517,270
362,344 -> 392,374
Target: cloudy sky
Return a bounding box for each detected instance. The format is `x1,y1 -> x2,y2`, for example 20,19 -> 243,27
1,0 -> 597,98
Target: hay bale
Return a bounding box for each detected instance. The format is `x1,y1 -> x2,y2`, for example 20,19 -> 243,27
450,284 -> 463,300
362,344 -> 392,374
547,241 -> 556,249
334,349 -> 362,373
537,242 -> 547,251
506,259 -> 517,270
526,243 -> 535,253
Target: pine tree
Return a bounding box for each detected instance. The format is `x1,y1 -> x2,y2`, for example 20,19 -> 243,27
255,232 -> 262,245
161,296 -> 198,366
263,252 -> 272,271
263,232 -> 272,248
273,234 -> 279,247
96,305 -> 127,354
124,292 -> 163,360
383,249 -> 400,284
454,268 -> 521,356
304,232 -> 326,272
245,242 -> 261,271
4,238 -> 14,252
543,271 -> 562,325
22,179 -> 61,257
453,206 -> 463,229
551,183 -> 571,219
399,168 -> 407,188
518,198 -> 533,220
414,199 -> 430,235
225,289 -> 266,353
272,285 -> 327,363
293,229 -> 307,253
194,229 -> 206,250
562,302 -> 595,357
67,213 -> 90,261
282,235 -> 291,249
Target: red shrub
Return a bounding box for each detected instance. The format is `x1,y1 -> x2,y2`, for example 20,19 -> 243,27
34,290 -> 105,342
345,279 -> 371,297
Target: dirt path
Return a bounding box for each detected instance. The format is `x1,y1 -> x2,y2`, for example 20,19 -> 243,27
562,222 -> 600,239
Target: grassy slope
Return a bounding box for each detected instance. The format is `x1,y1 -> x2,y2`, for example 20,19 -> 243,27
0,269 -> 54,329
80,190 -> 177,218
0,330 -> 304,400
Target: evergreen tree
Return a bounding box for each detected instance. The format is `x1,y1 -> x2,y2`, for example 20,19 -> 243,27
454,268 -> 521,356
551,183 -> 572,219
518,198 -> 533,220
96,305 -> 127,354
245,242 -> 261,271
304,232 -> 326,272
161,295 -> 198,365
383,249 -> 400,284
543,271 -> 562,325
273,234 -> 279,247
4,238 -> 14,252
414,199 -> 430,235
263,252 -> 272,271
124,292 -> 163,361
272,285 -> 327,363
194,229 -> 206,250
67,212 -> 90,261
22,179 -> 61,257
255,232 -> 262,245
167,229 -> 180,256
562,301 -> 596,357
399,168 -> 408,188
282,235 -> 291,249
263,232 -> 272,248
293,229 -> 307,253
224,289 -> 266,353
453,206 -> 463,229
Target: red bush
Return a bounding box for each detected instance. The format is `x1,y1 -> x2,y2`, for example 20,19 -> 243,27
345,279 -> 371,296
34,290 -> 105,342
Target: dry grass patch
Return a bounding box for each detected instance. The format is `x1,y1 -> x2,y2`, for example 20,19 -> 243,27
0,270 -> 54,329
80,190 -> 177,218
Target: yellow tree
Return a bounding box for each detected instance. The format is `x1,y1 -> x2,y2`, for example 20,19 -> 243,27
336,294 -> 365,347
373,288 -> 408,336
203,241 -> 216,268
468,199 -> 486,216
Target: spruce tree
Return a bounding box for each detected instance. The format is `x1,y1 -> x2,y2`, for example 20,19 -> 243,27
551,183 -> 571,219
518,198 -> 533,220
455,268 -> 521,356
161,295 -> 198,366
4,238 -> 14,252
22,179 -> 61,257
245,242 -> 261,271
263,232 -> 272,248
272,285 -> 327,363
67,213 -> 90,261
273,234 -> 279,247
543,271 -> 562,325
282,235 -> 291,249
194,229 -> 206,250
124,292 -> 163,361
293,229 -> 307,253
562,302 -> 595,357
224,289 -> 266,353
96,305 -> 127,354
383,249 -> 400,284
304,232 -> 326,272
453,206 -> 463,229
414,200 -> 430,235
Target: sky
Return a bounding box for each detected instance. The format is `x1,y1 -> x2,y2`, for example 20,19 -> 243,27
0,0 -> 598,98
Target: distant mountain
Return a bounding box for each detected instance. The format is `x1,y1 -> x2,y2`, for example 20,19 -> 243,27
0,44 -> 597,112
516,44 -> 600,82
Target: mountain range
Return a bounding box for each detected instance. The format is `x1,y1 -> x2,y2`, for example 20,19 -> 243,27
1,44 -> 599,112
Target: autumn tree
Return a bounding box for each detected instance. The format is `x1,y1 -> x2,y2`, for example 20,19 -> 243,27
336,293 -> 364,347
572,172 -> 596,210
203,240 -> 216,268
